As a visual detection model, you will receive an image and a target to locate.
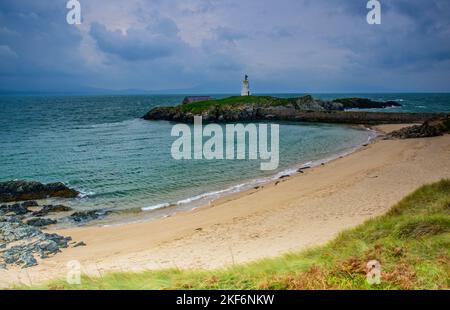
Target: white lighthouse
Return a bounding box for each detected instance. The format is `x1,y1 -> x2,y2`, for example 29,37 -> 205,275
241,74 -> 251,96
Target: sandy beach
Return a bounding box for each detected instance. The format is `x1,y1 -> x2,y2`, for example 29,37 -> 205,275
1,124 -> 450,288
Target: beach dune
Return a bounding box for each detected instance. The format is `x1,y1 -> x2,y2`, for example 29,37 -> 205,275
1,124 -> 450,288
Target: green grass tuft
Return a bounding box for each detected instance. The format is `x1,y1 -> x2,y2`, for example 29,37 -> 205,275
394,216 -> 450,239
26,180 -> 450,290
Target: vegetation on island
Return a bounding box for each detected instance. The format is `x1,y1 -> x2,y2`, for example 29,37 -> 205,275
179,96 -> 298,114
29,180 -> 450,290
177,95 -> 402,114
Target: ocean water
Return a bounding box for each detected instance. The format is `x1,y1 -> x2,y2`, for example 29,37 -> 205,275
0,93 -> 448,223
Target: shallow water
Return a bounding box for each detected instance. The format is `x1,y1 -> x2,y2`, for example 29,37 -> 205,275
1,93 -> 447,222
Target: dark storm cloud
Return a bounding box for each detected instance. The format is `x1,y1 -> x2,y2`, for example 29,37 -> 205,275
0,0 -> 87,91
89,19 -> 184,61
0,0 -> 449,92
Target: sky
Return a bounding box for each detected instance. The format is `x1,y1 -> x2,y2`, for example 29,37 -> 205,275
0,0 -> 449,93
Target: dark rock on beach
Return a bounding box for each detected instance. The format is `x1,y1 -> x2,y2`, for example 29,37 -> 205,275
0,221 -> 41,244
0,203 -> 31,216
297,166 -> 311,172
26,218 -> 57,227
0,218 -> 72,268
69,209 -> 111,223
1,233 -> 71,268
0,180 -> 79,203
0,200 -> 82,269
73,241 -> 87,247
32,204 -> 73,217
386,116 -> 450,139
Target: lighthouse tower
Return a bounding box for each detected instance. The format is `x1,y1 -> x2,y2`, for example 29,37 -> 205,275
241,74 -> 251,96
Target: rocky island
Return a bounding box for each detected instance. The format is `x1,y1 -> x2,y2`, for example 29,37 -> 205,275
143,95 -> 445,125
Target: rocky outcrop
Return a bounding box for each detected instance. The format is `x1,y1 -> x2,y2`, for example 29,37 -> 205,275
0,180 -> 79,203
142,95 -> 445,125
0,217 -> 72,268
1,201 -> 63,230
0,203 -> 31,216
295,96 -> 402,110
32,204 -> 73,217
69,209 -> 111,223
333,98 -> 402,109
0,201 -> 94,269
292,95 -> 344,111
26,218 -> 58,227
143,105 -> 445,125
386,116 -> 450,139
1,201 -> 111,226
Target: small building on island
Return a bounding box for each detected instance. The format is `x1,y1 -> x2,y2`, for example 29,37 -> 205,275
182,96 -> 212,105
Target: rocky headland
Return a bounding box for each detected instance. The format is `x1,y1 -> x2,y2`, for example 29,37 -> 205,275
142,95 -> 445,125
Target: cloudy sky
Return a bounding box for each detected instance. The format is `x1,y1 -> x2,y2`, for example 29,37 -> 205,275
1,0 -> 449,93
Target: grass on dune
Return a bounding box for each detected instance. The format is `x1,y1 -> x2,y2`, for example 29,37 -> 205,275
31,180 -> 450,290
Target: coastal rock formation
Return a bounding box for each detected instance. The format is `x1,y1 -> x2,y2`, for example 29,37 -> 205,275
0,201 -> 94,269
0,203 -> 31,216
387,116 -> 450,139
32,204 -> 73,217
142,95 -> 446,125
144,95 -> 403,122
333,98 -> 402,109
26,218 -> 58,227
293,96 -> 401,111
0,180 -> 79,203
144,105 -> 445,125
0,216 -> 72,268
0,222 -> 72,268
1,201 -> 111,226
69,209 -> 111,223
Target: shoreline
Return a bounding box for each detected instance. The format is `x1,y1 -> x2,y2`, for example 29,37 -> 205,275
106,124 -> 378,227
1,124 -> 450,288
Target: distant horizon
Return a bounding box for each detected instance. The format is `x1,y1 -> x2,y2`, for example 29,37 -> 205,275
2,90 -> 450,97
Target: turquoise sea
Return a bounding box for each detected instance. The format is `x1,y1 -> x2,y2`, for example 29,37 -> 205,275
1,93 -> 449,223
